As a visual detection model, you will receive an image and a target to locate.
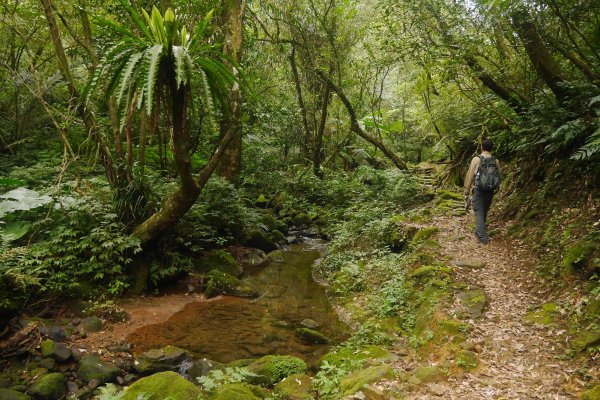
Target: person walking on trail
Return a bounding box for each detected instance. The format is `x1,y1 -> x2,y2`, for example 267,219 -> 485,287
464,138 -> 501,244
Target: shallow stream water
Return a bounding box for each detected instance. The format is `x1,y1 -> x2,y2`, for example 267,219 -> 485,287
127,243 -> 349,367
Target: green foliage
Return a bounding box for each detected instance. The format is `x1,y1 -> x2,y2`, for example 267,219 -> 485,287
196,367 -> 258,393
312,361 -> 351,400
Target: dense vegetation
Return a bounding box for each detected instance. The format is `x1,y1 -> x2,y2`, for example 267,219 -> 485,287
0,0 -> 598,398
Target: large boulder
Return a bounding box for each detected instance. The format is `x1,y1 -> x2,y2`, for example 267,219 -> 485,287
572,330 -> 600,353
457,288 -> 488,319
274,374 -> 313,400
197,250 -> 243,278
78,354 -> 120,383
134,346 -> 189,375
242,230 -> 277,253
340,365 -> 393,396
413,366 -> 446,383
28,373 -> 67,400
122,371 -> 202,400
246,355 -> 307,386
0,389 -> 32,400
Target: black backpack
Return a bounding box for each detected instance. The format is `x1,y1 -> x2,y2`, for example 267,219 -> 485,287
475,156 -> 500,192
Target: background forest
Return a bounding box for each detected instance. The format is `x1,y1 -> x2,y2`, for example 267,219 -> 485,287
0,0 -> 599,398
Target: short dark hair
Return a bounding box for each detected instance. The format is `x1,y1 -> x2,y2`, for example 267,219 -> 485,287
481,138 -> 493,152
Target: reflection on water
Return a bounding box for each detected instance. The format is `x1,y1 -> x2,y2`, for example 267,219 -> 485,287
127,244 -> 349,367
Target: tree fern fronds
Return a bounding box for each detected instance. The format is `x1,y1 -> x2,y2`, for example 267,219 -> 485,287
197,68 -> 217,132
116,51 -> 145,108
117,0 -> 153,41
144,44 -> 163,116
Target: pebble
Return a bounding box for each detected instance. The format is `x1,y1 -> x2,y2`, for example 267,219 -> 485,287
87,379 -> 101,390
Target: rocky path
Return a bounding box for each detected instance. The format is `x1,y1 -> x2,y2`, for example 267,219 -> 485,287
405,213 -> 598,400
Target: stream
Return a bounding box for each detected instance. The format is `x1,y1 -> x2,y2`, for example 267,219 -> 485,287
126,242 -> 349,368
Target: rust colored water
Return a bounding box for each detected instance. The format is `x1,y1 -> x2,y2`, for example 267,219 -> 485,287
127,243 -> 349,367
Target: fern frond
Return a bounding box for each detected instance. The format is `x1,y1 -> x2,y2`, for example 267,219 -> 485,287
570,128 -> 600,160
197,68 -> 217,132
173,46 -> 188,89
144,44 -> 163,116
116,51 -> 145,108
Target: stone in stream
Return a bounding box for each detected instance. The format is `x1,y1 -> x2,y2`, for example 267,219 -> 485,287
242,229 -> 278,253
0,389 -> 32,400
340,365 -> 393,396
185,358 -> 225,380
196,250 -> 243,278
40,340 -> 71,362
121,371 -> 202,400
455,259 -> 485,269
295,328 -> 330,344
77,354 -> 120,383
299,319 -> 319,329
134,346 -> 189,375
457,288 -> 488,319
28,372 -> 67,400
274,373 -> 313,400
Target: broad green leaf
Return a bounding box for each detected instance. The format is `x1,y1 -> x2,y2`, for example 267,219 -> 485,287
0,221 -> 31,242
144,44 -> 163,116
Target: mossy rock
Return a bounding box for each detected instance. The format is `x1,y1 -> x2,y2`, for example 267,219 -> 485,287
571,330 -> 600,353
0,389 -> 32,400
438,319 -> 472,336
122,371 -> 202,400
267,250 -> 285,263
247,355 -> 307,386
242,229 -> 278,253
259,214 -> 278,232
39,340 -> 71,363
582,385 -> 600,400
80,316 -> 103,333
562,239 -> 597,275
340,365 -> 393,396
410,265 -> 452,279
523,303 -> 559,325
186,358 -> 225,381
210,383 -> 267,400
197,250 -> 243,278
269,230 -> 288,245
456,350 -> 478,370
292,213 -> 310,228
457,288 -> 488,319
320,345 -> 394,368
412,227 -> 439,243
78,354 -> 120,383
204,270 -> 258,299
437,190 -> 464,201
274,374 -> 313,400
255,194 -> 270,208
28,373 -> 66,400
413,366 -> 446,383
134,346 -> 189,375
295,328 -> 329,345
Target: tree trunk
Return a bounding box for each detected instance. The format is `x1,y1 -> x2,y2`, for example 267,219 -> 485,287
313,83 -> 330,178
315,70 -> 407,170
511,9 -> 570,104
290,46 -> 312,159
40,0 -> 116,187
218,0 -> 246,180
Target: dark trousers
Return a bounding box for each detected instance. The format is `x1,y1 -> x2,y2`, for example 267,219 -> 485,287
472,188 -> 494,242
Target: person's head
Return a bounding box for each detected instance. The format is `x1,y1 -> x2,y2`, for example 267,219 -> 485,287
481,138 -> 494,152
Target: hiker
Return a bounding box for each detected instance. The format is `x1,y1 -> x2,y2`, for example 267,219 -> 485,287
464,138 -> 501,244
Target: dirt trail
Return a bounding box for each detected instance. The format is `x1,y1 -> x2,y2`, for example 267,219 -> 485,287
405,213 -> 598,400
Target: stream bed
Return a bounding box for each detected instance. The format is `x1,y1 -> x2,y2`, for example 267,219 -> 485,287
126,243 -> 349,367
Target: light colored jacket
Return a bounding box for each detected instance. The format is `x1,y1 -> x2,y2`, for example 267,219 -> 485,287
464,151 -> 501,196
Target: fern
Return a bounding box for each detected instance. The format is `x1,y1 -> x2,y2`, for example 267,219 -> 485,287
571,128 -> 600,160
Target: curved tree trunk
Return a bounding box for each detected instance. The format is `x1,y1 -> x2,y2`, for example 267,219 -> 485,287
315,70 -> 407,170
